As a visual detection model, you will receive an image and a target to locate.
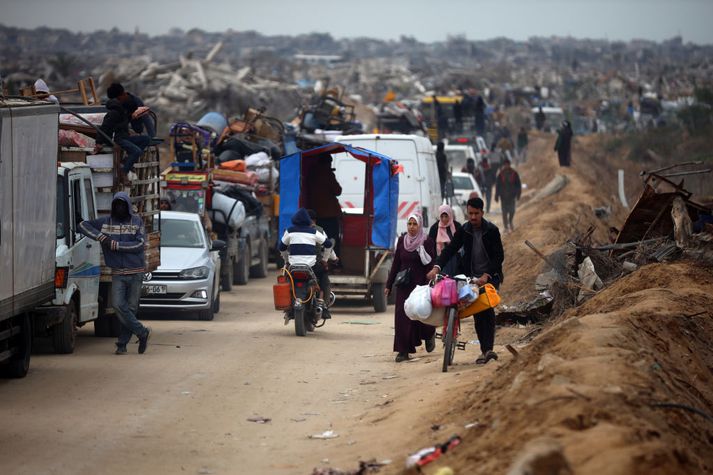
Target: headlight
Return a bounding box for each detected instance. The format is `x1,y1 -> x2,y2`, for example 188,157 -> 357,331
178,266 -> 209,279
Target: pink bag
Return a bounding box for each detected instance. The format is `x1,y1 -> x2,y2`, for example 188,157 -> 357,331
430,277 -> 458,308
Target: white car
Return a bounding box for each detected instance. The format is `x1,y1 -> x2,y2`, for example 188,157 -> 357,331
140,211 -> 223,321
450,171 -> 482,210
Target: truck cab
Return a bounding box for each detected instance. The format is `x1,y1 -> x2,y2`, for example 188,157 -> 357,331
35,163 -> 101,353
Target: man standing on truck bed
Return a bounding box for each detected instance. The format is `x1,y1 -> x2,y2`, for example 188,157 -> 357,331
79,192 -> 151,355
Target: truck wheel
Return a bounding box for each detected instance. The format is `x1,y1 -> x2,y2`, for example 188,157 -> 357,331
3,314 -> 32,378
250,238 -> 269,278
234,243 -> 250,286
52,301 -> 78,354
372,283 -> 387,313
221,258 -> 234,292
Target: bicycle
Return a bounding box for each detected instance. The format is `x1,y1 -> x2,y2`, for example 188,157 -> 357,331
431,274 -> 470,373
432,274 -> 500,373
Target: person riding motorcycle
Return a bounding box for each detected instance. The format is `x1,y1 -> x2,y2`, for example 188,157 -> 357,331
279,208 -> 335,316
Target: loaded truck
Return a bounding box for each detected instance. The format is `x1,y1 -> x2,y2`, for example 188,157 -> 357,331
0,99 -> 59,377
54,104 -> 161,338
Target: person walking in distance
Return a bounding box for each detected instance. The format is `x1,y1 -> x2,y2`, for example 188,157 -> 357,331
554,120 -> 573,167
427,197 -> 504,364
435,141 -> 449,199
494,158 -> 522,233
479,157 -> 496,214
79,192 -> 151,354
385,214 -> 437,362
516,126 -> 528,164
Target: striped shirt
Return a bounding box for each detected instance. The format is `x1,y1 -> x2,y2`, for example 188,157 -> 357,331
279,225 -> 327,267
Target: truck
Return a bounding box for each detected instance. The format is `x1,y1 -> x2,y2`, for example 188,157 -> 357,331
163,122 -> 270,290
0,98 -> 59,377
56,105 -> 161,338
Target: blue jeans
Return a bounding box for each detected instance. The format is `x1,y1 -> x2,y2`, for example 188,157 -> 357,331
131,115 -> 156,138
117,135 -> 151,174
112,273 -> 148,347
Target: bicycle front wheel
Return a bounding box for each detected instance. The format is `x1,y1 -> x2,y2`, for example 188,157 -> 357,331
442,308 -> 457,372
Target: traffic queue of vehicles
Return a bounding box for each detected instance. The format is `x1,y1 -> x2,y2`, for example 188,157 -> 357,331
2,92 -> 459,376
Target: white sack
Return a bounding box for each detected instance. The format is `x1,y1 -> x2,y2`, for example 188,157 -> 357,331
211,192 -> 246,229
404,285 -> 433,320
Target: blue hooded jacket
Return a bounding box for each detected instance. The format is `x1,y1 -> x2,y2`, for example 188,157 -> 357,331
79,192 -> 146,275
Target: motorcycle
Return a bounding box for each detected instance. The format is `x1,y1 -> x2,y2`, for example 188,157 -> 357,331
275,264 -> 335,337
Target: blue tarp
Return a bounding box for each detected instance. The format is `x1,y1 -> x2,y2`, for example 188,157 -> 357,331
278,143 -> 399,249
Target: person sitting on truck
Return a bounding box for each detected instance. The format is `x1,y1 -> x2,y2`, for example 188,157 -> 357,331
34,78 -> 59,104
279,208 -> 335,316
78,192 -> 151,355
106,82 -> 156,138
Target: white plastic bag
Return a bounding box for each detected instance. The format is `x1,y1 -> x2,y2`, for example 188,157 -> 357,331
404,285 -> 432,320
211,192 -> 246,229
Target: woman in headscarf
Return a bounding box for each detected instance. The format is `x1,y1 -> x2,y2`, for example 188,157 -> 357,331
385,213 -> 436,362
428,204 -> 463,276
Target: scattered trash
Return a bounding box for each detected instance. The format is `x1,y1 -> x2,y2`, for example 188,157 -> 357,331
181,391 -> 191,396
341,320 -> 381,325
247,416 -> 271,424
464,422 -> 481,429
309,430 -> 339,440
311,459 -> 390,475
431,424 -> 442,431
434,468 -> 455,475
381,375 -> 398,380
405,435 -> 462,468
505,344 -> 519,358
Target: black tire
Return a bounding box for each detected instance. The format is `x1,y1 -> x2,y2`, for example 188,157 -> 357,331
3,314 -> 32,378
234,243 -> 250,286
294,306 -> 306,337
442,308 -> 457,373
198,299 -> 215,321
372,283 -> 387,313
250,238 -> 269,278
221,257 -> 233,292
213,291 -> 221,314
52,301 -> 78,354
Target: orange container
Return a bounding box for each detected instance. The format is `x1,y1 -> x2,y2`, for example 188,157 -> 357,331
458,284 -> 501,319
273,282 -> 292,310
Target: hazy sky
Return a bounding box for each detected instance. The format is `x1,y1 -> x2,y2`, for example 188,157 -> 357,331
3,0 -> 713,44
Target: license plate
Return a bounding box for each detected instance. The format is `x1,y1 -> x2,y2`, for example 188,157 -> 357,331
142,284 -> 167,295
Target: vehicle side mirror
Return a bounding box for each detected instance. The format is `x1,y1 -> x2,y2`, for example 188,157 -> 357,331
211,239 -> 226,251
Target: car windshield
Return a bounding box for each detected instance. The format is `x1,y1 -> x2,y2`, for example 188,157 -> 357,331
160,218 -> 205,248
452,175 -> 474,190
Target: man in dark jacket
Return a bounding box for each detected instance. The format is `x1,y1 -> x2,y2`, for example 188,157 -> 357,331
494,158 -> 522,233
435,141 -> 449,198
107,82 -> 156,138
427,197 -> 503,364
94,98 -> 150,181
554,120 -> 573,167
79,192 -> 151,354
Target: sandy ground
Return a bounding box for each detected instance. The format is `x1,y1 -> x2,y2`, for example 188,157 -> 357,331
2,131 -> 712,475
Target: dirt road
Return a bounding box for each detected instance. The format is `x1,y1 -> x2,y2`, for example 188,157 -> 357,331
0,270 -> 493,475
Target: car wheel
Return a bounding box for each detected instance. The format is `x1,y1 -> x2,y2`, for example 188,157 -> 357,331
371,283 -> 387,313
198,299 -> 215,321
213,291 -> 221,314
2,314 -> 32,378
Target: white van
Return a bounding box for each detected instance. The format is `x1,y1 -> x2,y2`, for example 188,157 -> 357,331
334,134 -> 441,236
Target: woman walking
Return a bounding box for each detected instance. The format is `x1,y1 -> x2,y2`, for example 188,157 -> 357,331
385,214 -> 436,362
428,204 -> 462,276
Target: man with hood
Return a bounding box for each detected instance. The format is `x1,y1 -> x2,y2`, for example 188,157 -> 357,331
107,82 -> 155,138
79,192 -> 151,354
94,94 -> 151,183
34,79 -> 59,103
554,120 -> 573,167
494,158 -> 522,233
279,208 -> 335,313
427,197 -> 504,365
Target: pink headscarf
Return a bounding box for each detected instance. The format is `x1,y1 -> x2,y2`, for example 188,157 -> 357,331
403,213 -> 428,252
436,204 -> 456,255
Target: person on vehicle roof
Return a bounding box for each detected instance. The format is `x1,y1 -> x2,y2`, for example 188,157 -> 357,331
427,197 -> 504,365
107,82 -> 156,138
79,192 -> 151,355
95,97 -> 150,184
